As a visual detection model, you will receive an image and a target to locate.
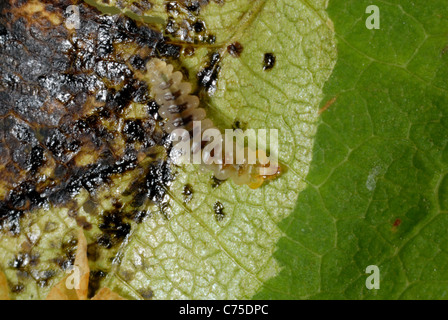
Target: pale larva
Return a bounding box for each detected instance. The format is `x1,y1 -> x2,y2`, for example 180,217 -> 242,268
145,58 -> 280,189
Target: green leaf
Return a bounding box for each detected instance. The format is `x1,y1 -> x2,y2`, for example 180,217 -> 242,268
3,0 -> 446,301
255,0 -> 448,299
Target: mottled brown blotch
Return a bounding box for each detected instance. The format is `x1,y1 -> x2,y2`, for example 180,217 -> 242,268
0,0 -> 177,234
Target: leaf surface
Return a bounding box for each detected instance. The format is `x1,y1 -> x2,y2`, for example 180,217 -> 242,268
255,0 -> 448,299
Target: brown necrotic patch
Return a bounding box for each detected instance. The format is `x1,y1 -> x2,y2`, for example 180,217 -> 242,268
88,269 -> 107,299
182,184 -> 193,203
0,0 -> 180,233
164,0 -> 217,45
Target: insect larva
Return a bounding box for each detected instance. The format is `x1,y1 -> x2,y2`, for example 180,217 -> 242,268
146,58 -> 279,189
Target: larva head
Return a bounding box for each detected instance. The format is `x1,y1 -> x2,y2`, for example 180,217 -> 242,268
248,150 -> 282,189
247,176 -> 265,189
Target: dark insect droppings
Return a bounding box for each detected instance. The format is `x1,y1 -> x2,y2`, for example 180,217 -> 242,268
98,209 -> 131,248
186,1 -> 200,14
166,1 -> 179,14
11,284 -> 24,293
183,46 -> 195,57
123,119 -> 145,142
213,201 -> 225,222
206,35 -> 216,44
165,18 -> 178,34
227,42 -> 243,58
29,145 -> 45,173
156,41 -> 181,58
211,175 -> 225,188
129,55 -> 146,70
146,100 -> 160,119
193,20 -> 205,33
197,52 -> 221,95
263,53 -> 276,71
232,119 -> 248,131
182,184 -> 193,203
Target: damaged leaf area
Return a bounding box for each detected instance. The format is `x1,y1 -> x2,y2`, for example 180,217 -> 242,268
1,229 -> 125,300
46,229 -> 126,300
46,229 -> 89,300
89,0 -> 256,46
0,0 -> 336,299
